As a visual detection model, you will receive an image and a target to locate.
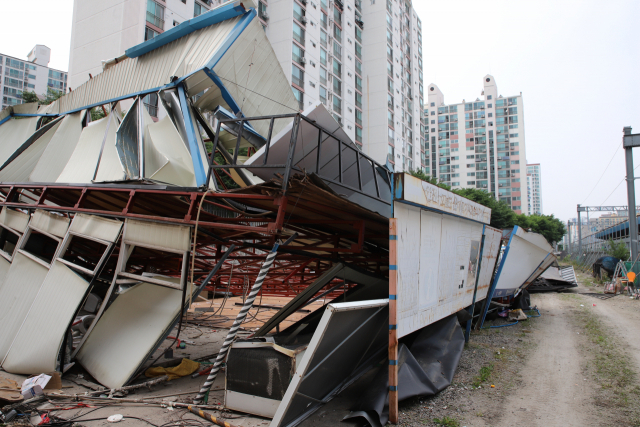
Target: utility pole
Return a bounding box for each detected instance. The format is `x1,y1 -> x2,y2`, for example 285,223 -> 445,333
623,126 -> 640,261
577,205 -> 583,257
567,220 -> 572,254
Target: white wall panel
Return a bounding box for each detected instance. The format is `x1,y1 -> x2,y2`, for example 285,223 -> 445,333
0,208 -> 30,233
475,226 -> 502,300
30,210 -> 70,238
124,219 -> 191,252
69,213 -> 123,242
2,262 -> 89,374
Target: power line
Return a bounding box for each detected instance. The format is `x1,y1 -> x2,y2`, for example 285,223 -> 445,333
600,162 -> 640,205
582,142 -> 621,204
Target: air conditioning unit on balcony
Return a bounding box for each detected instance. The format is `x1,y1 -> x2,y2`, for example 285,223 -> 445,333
497,130 -> 501,134
300,57 -> 307,65
301,16 -> 308,24
300,0 -> 308,4
388,101 -> 393,108
261,12 -> 269,20
438,136 -> 443,140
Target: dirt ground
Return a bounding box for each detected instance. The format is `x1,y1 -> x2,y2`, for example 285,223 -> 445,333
398,267 -> 640,427
3,268 -> 640,427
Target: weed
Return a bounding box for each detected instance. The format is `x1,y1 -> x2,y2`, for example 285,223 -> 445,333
472,364 -> 494,387
432,416 -> 460,427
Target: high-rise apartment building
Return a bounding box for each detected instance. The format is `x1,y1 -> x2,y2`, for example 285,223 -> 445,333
1,45 -> 68,111
527,163 -> 542,214
245,0 -> 424,167
423,75 -> 528,214
68,0 -> 424,167
68,0 -> 217,117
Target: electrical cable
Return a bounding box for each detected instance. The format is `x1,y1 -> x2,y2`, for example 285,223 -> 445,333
215,75 -> 300,114
582,143 -> 621,204
600,162 -> 640,205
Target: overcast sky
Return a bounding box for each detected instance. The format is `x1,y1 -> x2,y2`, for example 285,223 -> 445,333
1,0 -> 638,222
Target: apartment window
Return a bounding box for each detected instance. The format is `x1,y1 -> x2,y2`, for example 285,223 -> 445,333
355,59 -> 362,76
320,86 -> 327,105
386,29 -> 392,45
387,45 -> 393,61
294,2 -> 305,23
334,6 -> 342,22
3,87 -> 22,97
146,0 -> 165,28
321,12 -> 328,29
145,26 -> 160,41
333,59 -> 342,78
356,126 -> 362,143
292,86 -> 304,111
321,0 -> 328,10
333,24 -> 342,43
388,110 -> 394,127
4,78 -> 22,89
26,83 -> 35,89
333,77 -> 342,96
333,41 -> 342,57
293,22 -> 305,45
6,68 -> 23,79
387,93 -> 394,109
387,61 -> 393,77
333,95 -> 342,115
386,14 -> 393,29
258,2 -> 267,19
355,75 -> 362,92
488,112 -> 493,118
319,67 -> 327,85
143,93 -> 158,117
508,97 -> 517,105
487,95 -> 492,100
26,64 -> 35,71
356,92 -> 362,109
292,65 -> 304,87
292,43 -> 305,66
355,109 -> 362,126
388,144 -> 394,162
387,77 -> 393,93
5,58 -> 24,70
356,26 -> 362,43
194,1 -> 207,17
320,48 -> 327,66
355,42 -> 362,59
320,30 -> 327,47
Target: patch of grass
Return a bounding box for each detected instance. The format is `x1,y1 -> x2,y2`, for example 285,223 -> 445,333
432,416 -> 460,427
472,364 -> 494,387
573,303 -> 639,409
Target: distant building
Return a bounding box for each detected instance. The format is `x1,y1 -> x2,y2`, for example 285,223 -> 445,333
527,163 -> 542,214
68,0 -> 216,118
1,45 -> 68,110
423,75 -> 528,214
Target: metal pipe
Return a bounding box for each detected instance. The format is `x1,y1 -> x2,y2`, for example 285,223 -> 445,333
187,406 -> 238,427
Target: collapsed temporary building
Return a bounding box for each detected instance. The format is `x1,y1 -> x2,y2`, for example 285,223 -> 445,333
0,2 -> 556,425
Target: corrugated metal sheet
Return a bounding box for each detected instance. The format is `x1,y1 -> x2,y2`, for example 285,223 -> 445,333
0,121 -> 62,183
30,210 -> 70,238
69,213 -> 122,242
28,111 -> 86,182
50,17 -> 241,115
2,262 -> 89,374
76,282 -> 183,389
0,207 -> 30,233
0,252 -> 50,361
124,219 -> 191,252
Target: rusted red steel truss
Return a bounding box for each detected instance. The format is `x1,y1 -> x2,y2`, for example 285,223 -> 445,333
0,181 -> 389,297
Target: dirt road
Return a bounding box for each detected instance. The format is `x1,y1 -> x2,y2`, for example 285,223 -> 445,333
401,268 -> 640,427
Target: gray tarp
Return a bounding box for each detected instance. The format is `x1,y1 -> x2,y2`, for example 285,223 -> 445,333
344,314 -> 465,427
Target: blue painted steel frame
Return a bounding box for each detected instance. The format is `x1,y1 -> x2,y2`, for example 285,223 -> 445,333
177,84 -> 207,187
478,226 -> 518,329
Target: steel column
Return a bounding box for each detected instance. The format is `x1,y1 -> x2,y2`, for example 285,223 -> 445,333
577,205 -> 583,258
624,126 -> 638,261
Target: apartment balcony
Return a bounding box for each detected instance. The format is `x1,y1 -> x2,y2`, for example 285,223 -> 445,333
146,12 -> 164,29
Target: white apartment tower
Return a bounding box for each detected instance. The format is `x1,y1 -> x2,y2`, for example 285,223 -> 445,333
1,45 -> 68,110
423,75 -> 529,214
256,0 -> 424,167
68,0 -> 216,117
68,0 -> 424,167
527,163 -> 542,214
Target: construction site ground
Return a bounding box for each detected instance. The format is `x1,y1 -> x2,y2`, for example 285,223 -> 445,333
3,267 -> 640,427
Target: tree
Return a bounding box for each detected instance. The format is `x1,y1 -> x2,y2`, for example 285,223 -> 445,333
20,91 -> 40,104
408,169 -> 451,190
91,107 -> 107,121
451,188 -> 515,229
605,239 -> 629,261
19,88 -> 64,105
514,213 -> 566,244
